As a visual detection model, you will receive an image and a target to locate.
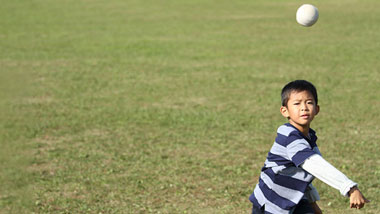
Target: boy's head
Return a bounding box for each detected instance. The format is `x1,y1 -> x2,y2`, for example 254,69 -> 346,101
281,80 -> 318,107
280,80 -> 319,133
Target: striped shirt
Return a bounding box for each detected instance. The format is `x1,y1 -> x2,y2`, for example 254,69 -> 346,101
249,123 -> 321,214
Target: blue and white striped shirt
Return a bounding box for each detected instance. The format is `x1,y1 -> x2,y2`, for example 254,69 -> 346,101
249,123 -> 321,214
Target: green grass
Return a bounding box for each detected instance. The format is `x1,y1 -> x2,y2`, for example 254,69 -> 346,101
0,0 -> 379,213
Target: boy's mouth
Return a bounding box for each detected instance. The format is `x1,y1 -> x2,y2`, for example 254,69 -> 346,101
301,114 -> 310,118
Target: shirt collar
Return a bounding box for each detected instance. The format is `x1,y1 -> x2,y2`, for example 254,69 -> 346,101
285,123 -> 318,143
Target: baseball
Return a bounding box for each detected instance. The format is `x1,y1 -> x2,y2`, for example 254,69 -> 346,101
296,4 -> 319,27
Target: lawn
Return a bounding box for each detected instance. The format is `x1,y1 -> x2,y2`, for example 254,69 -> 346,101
0,0 -> 379,213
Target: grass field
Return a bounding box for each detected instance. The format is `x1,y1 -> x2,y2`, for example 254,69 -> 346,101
0,0 -> 379,213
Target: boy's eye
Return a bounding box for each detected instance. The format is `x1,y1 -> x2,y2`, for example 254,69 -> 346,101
293,103 -> 300,105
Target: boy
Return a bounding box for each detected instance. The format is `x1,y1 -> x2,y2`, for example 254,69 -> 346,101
249,80 -> 369,214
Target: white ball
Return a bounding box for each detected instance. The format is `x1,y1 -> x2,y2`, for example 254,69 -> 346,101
296,4 -> 319,27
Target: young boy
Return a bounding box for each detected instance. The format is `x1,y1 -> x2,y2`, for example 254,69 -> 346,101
249,80 -> 369,214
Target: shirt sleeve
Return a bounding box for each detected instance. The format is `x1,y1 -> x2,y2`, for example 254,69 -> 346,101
301,154 -> 357,197
286,132 -> 318,166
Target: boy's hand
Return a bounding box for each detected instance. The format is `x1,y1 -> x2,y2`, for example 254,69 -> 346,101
349,186 -> 370,209
310,202 -> 322,214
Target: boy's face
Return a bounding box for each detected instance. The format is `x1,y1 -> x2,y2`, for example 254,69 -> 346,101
280,90 -> 319,132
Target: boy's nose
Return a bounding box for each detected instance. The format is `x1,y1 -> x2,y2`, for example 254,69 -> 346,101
301,104 -> 309,111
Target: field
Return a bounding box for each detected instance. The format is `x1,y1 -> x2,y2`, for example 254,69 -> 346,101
0,0 -> 379,213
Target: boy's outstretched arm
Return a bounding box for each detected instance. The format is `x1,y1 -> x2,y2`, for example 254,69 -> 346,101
301,154 -> 370,209
349,186 -> 370,209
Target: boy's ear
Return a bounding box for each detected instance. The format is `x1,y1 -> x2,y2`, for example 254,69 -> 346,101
280,106 -> 289,118
315,105 -> 320,115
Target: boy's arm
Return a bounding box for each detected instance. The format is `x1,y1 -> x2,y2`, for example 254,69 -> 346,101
301,154 -> 356,196
301,154 -> 369,208
310,202 -> 322,214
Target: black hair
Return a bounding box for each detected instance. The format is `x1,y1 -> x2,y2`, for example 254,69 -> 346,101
281,80 -> 318,106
